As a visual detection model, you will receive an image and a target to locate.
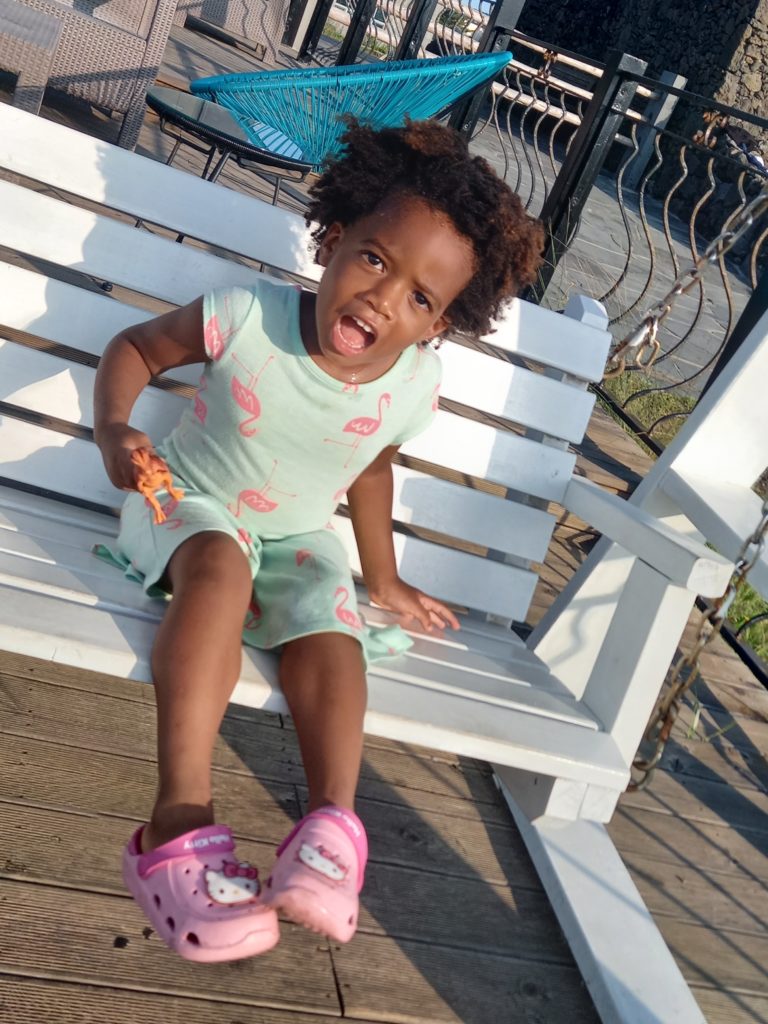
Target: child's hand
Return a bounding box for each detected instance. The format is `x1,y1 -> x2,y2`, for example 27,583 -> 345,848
368,578 -> 460,634
96,423 -> 155,490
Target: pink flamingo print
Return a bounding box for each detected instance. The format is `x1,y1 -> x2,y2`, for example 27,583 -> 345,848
159,495 -> 184,530
324,392 -> 391,468
334,586 -> 362,630
231,354 -> 274,437
405,344 -> 425,382
332,473 -> 359,503
296,548 -> 321,580
194,374 -> 208,424
244,596 -> 262,631
430,382 -> 440,412
237,527 -> 253,549
228,460 -> 296,517
204,297 -> 235,360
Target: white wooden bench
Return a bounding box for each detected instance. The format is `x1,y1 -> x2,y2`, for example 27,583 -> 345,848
0,103 -> 738,1023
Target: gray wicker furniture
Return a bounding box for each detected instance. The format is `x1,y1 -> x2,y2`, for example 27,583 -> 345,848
0,0 -> 62,113
174,0 -> 289,63
16,0 -> 178,148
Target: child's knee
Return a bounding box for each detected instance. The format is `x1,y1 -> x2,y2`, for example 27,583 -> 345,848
168,531 -> 253,599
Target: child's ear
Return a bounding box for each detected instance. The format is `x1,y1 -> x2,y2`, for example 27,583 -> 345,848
428,313 -> 452,340
318,223 -> 344,267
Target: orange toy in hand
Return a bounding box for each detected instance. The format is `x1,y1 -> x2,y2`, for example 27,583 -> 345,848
131,448 -> 184,524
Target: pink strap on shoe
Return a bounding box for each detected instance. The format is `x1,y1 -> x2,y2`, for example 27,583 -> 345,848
277,806 -> 368,891
137,824 -> 236,878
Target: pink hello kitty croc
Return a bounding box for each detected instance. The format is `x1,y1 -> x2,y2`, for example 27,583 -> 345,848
262,806 -> 368,943
122,823 -> 280,962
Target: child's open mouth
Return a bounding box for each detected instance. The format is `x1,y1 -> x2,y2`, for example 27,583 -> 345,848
331,315 -> 376,357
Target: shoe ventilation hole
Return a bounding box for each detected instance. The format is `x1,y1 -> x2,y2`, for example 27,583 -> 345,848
184,868 -> 191,875
207,901 -> 214,908
166,916 -> 175,932
266,877 -> 272,888
348,916 -> 354,925
185,932 -> 200,946
153,894 -> 161,908
191,888 -> 198,895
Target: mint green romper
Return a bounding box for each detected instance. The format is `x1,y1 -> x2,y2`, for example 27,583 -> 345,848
102,278 -> 442,664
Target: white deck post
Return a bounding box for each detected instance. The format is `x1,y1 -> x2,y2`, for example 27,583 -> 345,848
498,784 -> 707,1024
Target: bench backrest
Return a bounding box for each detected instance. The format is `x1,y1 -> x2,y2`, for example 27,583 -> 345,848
0,105 -> 612,627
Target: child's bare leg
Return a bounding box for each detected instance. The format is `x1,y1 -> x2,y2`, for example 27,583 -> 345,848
279,633 -> 367,811
143,531 -> 253,852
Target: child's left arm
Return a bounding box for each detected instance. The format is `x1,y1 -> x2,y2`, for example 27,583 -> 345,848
347,446 -> 459,634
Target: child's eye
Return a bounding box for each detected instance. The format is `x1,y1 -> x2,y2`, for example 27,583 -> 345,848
363,251 -> 382,268
414,291 -> 431,310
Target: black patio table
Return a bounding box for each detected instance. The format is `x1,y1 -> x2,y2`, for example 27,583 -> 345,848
145,85 -> 313,206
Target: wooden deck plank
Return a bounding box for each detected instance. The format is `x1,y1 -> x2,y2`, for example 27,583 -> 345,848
621,770 -> 768,838
332,932 -> 600,1024
1,729 -> 542,888
0,880 -> 341,1014
609,805 -> 768,882
620,851 -> 768,936
2,976 -> 345,1024
0,800 -> 570,961
0,665 -> 508,823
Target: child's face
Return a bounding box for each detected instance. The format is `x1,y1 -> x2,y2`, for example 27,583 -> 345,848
309,196 -> 474,382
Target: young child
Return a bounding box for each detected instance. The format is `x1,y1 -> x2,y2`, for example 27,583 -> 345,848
94,118 -> 543,963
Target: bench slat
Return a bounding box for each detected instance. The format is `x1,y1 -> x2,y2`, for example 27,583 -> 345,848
0,586 -> 626,785
2,260 -> 610,384
0,340 -> 556,561
440,342 -> 595,443
0,482 -> 543,665
0,181 -> 271,307
0,418 -> 539,619
661,470 -> 768,598
0,105 -> 321,281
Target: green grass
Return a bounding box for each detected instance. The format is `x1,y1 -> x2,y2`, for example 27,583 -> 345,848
600,369 -> 696,449
596,370 -> 768,663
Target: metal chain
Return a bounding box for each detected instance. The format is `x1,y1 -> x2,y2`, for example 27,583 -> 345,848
629,492 -> 768,790
605,184 -> 768,377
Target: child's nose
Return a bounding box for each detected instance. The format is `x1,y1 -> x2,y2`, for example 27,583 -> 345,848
364,278 -> 399,318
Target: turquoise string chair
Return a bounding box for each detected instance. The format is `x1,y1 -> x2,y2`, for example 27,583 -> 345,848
190,52 -> 512,171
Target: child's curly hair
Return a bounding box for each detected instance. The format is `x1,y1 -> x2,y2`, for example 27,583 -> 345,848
306,118 -> 545,338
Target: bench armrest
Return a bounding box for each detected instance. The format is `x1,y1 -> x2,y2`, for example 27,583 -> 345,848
562,476 -> 733,596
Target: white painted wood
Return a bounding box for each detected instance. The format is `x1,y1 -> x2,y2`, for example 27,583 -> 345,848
0,338 -> 190,435
439,341 -> 596,443
0,105 -> 321,281
388,464 -> 554,560
499,792 -> 708,1023
564,475 -> 733,595
661,470 -> 768,599
332,515 -> 539,620
487,294 -> 611,378
662,306 -> 768,490
402,410 -> 576,502
0,262 -> 152,352
540,555 -> 701,762
1,343 -> 555,565
0,181 -> 270,307
562,293 -> 610,331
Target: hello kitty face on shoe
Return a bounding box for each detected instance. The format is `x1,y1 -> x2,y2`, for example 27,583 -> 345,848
297,842 -> 349,883
204,861 -> 261,905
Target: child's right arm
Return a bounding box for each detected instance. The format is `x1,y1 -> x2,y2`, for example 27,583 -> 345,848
94,297 -> 207,490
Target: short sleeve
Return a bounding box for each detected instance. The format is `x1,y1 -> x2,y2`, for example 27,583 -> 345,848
390,344 -> 443,445
202,285 -> 259,361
